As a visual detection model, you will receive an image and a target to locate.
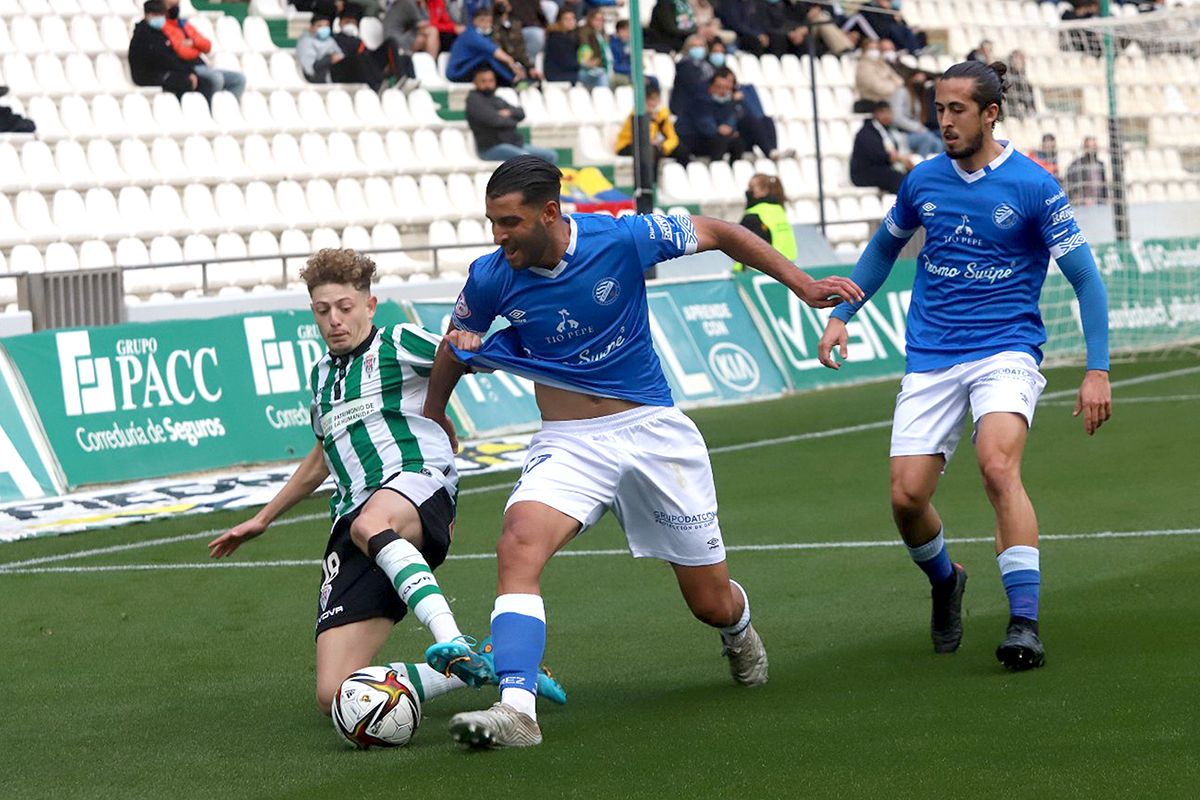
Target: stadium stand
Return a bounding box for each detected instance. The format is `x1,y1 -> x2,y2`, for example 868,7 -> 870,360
2,0 -> 1200,320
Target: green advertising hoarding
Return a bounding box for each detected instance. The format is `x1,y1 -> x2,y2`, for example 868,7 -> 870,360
647,278 -> 787,404
739,262 -> 915,391
0,352 -> 65,502
1,303 -> 408,488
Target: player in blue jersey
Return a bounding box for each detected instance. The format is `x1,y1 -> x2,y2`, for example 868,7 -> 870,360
818,61 -> 1112,670
421,155 -> 863,747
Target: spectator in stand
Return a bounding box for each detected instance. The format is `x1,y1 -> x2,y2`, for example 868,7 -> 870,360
610,19 -> 632,88
447,7 -> 527,85
1065,136 -> 1109,206
801,1 -> 853,56
160,0 -> 245,100
1006,50 -> 1037,119
297,11 -> 342,84
842,0 -> 924,53
646,0 -> 698,53
676,69 -> 745,164
493,1 -> 543,86
0,85 -> 35,133
506,0 -> 547,64
693,0 -> 736,47
1061,0 -> 1102,57
383,0 -> 464,58
543,9 -> 580,83
335,2 -> 418,91
1030,132 -> 1059,178
577,8 -> 612,89
717,0 -> 809,57
129,0 -> 200,98
615,84 -> 682,168
465,67 -> 559,163
673,33 -> 715,113
850,100 -> 915,194
734,173 -> 794,273
891,69 -> 943,156
720,66 -> 792,160
966,39 -> 994,63
854,38 -> 904,112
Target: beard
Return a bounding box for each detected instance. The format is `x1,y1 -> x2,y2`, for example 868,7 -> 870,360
945,127 -> 985,161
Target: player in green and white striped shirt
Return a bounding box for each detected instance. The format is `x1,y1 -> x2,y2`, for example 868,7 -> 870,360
209,249 -> 565,715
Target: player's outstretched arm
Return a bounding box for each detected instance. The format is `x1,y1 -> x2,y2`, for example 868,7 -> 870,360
818,222 -> 912,369
691,215 -> 864,308
1055,244 -> 1112,435
422,327 -> 480,453
207,442 -> 329,558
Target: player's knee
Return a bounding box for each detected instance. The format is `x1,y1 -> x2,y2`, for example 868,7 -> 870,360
348,515 -> 382,553
890,479 -> 932,517
495,525 -> 543,568
979,457 -> 1021,498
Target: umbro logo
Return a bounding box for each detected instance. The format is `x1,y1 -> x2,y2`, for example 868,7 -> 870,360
707,537 -> 721,550
921,202 -> 937,217
507,308 -> 528,324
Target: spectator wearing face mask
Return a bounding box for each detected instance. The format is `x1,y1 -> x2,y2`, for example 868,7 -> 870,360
615,84 -> 682,168
542,9 -> 580,83
676,69 -> 746,164
129,0 -> 200,98
465,67 -> 558,163
646,0 -> 698,53
160,0 -> 245,100
854,38 -> 904,112
447,8 -> 527,85
734,173 -> 794,273
719,66 -> 791,160
673,33 -> 715,117
332,2 -> 418,92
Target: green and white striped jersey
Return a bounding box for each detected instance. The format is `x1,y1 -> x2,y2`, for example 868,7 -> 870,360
309,324 -> 457,523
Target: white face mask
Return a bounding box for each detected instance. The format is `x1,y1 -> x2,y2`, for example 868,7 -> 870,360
883,50 -> 897,62
341,23 -> 358,37
864,49 -> 880,60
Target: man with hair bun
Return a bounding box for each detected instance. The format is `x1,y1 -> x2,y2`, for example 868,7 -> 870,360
209,248 -> 566,717
819,60 -> 1112,671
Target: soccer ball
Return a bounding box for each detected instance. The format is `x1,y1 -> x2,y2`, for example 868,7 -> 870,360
331,666 -> 422,749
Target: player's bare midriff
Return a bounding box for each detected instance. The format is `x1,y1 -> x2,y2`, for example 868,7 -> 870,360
534,383 -> 642,421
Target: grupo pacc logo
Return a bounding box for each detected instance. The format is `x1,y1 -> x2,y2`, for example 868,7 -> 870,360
243,316 -> 325,396
56,330 -> 221,417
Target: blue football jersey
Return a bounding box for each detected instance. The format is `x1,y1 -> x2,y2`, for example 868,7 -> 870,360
881,142 -> 1084,372
450,213 -> 700,406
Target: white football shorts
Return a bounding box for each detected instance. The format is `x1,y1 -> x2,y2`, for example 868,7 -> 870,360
891,350 -> 1048,462
506,405 -> 726,567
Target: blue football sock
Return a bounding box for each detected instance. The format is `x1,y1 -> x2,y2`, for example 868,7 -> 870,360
907,529 -> 955,585
998,545 -> 1040,622
491,593 -> 546,720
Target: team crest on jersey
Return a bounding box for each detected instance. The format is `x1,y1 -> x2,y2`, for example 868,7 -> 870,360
921,202 -> 937,217
363,354 -> 376,378
992,203 -> 1018,229
454,292 -> 470,319
593,278 -> 620,306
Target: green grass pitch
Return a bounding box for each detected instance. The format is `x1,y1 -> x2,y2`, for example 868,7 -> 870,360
2,357 -> 1198,799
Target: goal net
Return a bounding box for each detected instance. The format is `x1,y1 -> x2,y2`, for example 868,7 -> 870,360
994,5 -> 1200,362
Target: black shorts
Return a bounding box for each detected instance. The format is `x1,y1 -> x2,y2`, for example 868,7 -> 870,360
314,476 -> 455,637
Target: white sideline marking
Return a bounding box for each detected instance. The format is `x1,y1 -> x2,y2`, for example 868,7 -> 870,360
2,527 -> 1199,576
1,365 -> 1195,572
